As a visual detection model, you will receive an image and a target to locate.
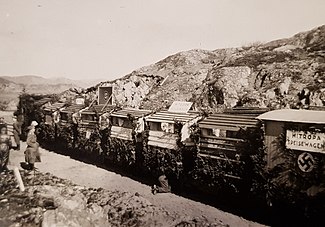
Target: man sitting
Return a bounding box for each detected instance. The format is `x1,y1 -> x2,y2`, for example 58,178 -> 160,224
152,170 -> 171,194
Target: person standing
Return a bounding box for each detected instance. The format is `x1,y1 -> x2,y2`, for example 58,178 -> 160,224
0,125 -> 12,172
24,121 -> 41,170
12,116 -> 21,150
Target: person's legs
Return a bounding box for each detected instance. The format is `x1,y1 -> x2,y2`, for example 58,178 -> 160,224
13,132 -> 20,150
2,150 -> 10,171
0,150 -> 4,171
25,148 -> 35,170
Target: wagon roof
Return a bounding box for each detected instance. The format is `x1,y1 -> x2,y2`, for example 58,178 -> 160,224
111,108 -> 152,119
34,98 -> 52,106
199,113 -> 259,131
44,102 -> 66,111
224,107 -> 269,115
256,109 -> 325,124
61,104 -> 85,113
81,105 -> 115,115
146,110 -> 200,124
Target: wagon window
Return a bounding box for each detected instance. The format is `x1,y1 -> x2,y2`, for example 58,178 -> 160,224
122,119 -> 133,129
82,114 -> 95,121
149,122 -> 162,131
111,116 -> 119,126
60,113 -> 68,121
112,116 -> 133,129
201,128 -> 210,136
203,128 -> 239,138
226,130 -> 238,138
209,128 -> 226,137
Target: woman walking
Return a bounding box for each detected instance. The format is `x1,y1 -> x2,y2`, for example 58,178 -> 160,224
0,125 -> 12,172
24,121 -> 41,170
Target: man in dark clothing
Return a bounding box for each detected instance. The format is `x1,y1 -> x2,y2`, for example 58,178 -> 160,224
152,174 -> 171,194
12,116 -> 21,150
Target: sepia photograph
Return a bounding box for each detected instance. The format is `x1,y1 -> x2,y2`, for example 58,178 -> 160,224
0,0 -> 324,226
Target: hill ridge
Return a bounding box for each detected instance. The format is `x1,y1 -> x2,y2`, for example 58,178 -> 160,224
91,24 -> 324,111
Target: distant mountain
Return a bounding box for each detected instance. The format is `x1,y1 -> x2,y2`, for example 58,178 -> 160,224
0,75 -> 98,88
0,77 -> 13,85
0,75 -> 100,110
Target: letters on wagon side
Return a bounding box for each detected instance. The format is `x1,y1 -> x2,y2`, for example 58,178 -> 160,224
286,130 -> 325,153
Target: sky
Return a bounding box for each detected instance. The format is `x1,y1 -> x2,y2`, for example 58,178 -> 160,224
0,0 -> 324,81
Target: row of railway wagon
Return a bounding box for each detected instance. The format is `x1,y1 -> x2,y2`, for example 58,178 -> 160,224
26,87 -> 325,203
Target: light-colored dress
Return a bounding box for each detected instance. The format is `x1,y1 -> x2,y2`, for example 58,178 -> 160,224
25,130 -> 41,164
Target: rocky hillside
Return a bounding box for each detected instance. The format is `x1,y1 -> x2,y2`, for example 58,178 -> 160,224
92,25 -> 324,112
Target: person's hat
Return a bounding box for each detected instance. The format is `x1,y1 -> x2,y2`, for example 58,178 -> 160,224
31,121 -> 38,126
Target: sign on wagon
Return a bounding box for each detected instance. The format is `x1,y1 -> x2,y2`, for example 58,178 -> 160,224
286,130 -> 325,153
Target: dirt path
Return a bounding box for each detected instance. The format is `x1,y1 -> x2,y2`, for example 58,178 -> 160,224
8,144 -> 265,227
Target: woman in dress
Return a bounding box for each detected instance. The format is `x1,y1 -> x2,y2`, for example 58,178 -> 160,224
0,125 -> 12,172
24,121 -> 41,170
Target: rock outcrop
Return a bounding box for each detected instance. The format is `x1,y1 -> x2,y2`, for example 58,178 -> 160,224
100,74 -> 162,108
2,171 -> 213,227
88,25 -> 324,112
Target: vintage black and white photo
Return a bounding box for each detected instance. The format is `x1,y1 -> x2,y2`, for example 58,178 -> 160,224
0,0 -> 324,226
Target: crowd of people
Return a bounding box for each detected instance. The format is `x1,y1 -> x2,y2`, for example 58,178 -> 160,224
0,116 -> 41,173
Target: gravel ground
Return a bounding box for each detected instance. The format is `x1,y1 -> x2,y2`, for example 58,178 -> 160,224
4,144 -> 265,227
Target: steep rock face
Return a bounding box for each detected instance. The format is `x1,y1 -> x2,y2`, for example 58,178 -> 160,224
140,65 -> 210,110
205,66 -> 252,107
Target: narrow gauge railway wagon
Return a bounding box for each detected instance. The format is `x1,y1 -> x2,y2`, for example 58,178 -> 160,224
37,102 -> 66,149
145,108 -> 200,179
198,112 -> 261,179
108,108 -> 151,168
257,109 -> 325,191
76,104 -> 116,157
43,102 -> 66,125
79,104 -> 115,131
56,104 -> 85,152
188,107 -> 269,195
59,104 -> 85,125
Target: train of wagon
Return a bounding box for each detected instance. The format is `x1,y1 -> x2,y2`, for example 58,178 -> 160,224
16,86 -> 325,210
